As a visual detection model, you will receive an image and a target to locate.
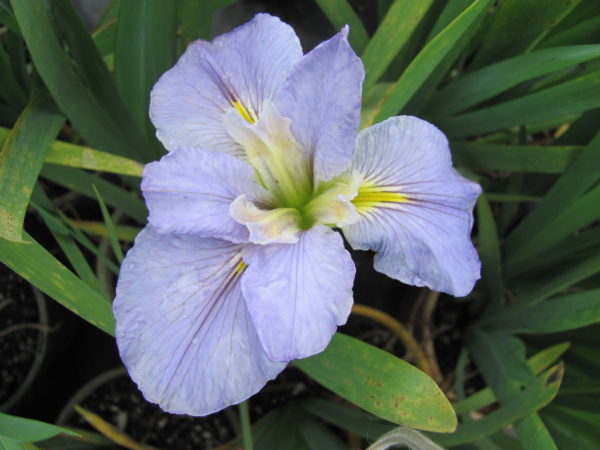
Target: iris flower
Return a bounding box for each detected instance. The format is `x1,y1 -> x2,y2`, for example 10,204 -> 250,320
114,14 -> 481,416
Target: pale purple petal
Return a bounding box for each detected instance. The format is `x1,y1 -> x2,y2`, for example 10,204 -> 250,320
114,227 -> 286,416
275,27 -> 364,182
150,13 -> 302,154
241,226 -> 355,361
342,117 -> 481,297
142,149 -> 262,243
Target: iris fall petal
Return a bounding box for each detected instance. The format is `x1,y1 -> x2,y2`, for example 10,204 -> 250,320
241,225 -> 355,361
342,116 -> 481,297
114,227 -> 286,416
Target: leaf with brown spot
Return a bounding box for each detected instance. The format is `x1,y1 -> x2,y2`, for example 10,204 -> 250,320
295,334 -> 457,432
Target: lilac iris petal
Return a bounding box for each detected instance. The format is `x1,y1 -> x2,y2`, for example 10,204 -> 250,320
275,26 -> 364,182
241,225 -> 355,361
117,14 -> 366,416
142,149 -> 264,243
114,227 -> 286,416
149,13 -> 302,154
342,116 -> 481,297
116,11 -> 481,418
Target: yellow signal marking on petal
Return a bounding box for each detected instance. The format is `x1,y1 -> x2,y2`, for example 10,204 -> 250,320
231,100 -> 256,124
352,181 -> 407,214
234,259 -> 247,274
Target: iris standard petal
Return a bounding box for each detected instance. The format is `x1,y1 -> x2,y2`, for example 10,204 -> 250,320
275,26 -> 364,182
241,225 -> 355,361
142,149 -> 262,243
223,101 -> 312,209
342,117 -> 481,297
114,227 -> 286,416
150,13 -> 302,154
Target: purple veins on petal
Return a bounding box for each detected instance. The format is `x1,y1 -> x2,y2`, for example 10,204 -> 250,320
241,225 -> 355,361
149,13 -> 302,155
342,116 -> 482,297
117,14 -> 374,418
113,227 -> 286,416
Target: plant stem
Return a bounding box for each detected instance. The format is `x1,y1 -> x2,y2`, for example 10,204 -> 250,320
351,303 -> 433,377
239,400 -> 253,450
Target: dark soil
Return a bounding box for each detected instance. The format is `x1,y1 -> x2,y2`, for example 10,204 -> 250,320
60,364 -> 342,449
62,369 -> 237,450
0,268 -> 44,409
433,295 -> 472,376
249,366 -> 329,420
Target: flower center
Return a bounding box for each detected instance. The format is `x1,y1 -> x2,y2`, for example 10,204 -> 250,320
225,100 -> 359,243
225,100 -> 315,208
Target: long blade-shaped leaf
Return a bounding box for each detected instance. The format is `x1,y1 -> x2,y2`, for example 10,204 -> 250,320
370,0 -> 491,123
50,0 -> 148,159
468,330 -> 535,394
40,165 -> 147,223
537,16 -> 600,48
0,232 -> 115,334
5,30 -> 29,96
398,1 -> 488,117
74,406 -> 152,450
30,187 -> 105,297
92,185 -> 124,263
506,129 -> 600,263
471,0 -> 580,68
56,210 -> 121,276
68,220 -> 140,243
0,127 -> 144,177
486,289 -> 600,334
92,16 -> 117,59
520,227 -> 600,276
179,0 -> 238,46
453,342 -> 570,415
452,142 -> 583,173
0,97 -> 64,241
431,364 -> 562,446
115,0 -> 177,160
477,195 -> 504,310
10,0 -> 140,160
467,329 -> 557,449
301,399 -> 394,440
0,42 -> 26,107
516,251 -> 600,309
556,108 -> 600,145
429,45 -> 600,116
439,70 -> 600,139
425,0 -> 475,43
314,0 -> 370,54
0,412 -> 78,442
296,333 -> 457,432
509,182 -> 600,270
361,0 -> 435,90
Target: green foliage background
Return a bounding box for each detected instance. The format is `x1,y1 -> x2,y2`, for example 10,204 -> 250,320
1,0 -> 599,448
